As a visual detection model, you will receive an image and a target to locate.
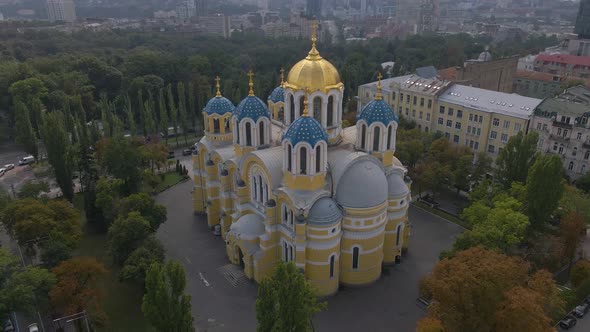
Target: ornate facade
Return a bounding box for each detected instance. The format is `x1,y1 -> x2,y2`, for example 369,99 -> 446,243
192,26 -> 411,296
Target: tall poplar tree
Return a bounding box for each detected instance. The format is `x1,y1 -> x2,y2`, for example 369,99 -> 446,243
14,101 -> 38,159
142,261 -> 194,332
41,111 -> 75,201
167,84 -> 179,147
158,88 -> 168,144
125,95 -> 136,136
495,131 -> 539,188
187,82 -> 197,135
177,82 -> 188,145
526,154 -> 564,230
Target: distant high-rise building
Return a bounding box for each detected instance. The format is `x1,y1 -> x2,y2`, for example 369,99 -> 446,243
177,0 -> 196,19
576,0 -> 590,39
417,0 -> 437,33
46,0 -> 76,22
196,0 -> 208,17
306,0 -> 321,19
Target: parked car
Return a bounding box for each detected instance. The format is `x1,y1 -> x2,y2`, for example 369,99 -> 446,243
574,303 -> 590,318
0,168 -> 5,177
559,316 -> 577,329
182,149 -> 192,156
18,156 -> 35,165
28,323 -> 39,332
3,318 -> 14,332
167,150 -> 175,159
3,164 -> 14,171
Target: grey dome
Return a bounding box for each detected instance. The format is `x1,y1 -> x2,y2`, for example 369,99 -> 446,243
478,51 -> 492,62
308,197 -> 342,226
387,172 -> 409,197
230,214 -> 265,236
335,159 -> 388,208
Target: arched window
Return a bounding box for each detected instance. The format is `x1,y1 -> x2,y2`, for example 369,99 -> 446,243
569,161 -> 574,170
396,224 -> 402,246
225,119 -> 230,132
245,122 -> 252,146
299,96 -> 305,118
251,175 -> 257,201
315,147 -> 321,173
213,118 -> 220,133
278,107 -> 284,122
373,126 -> 381,151
329,255 -> 335,278
583,164 -> 587,173
387,125 -> 393,150
235,120 -> 240,144
425,126 -> 429,133
361,124 -> 366,149
327,96 -> 334,127
259,121 -> 265,146
559,144 -> 564,154
573,147 -> 578,156
585,150 -> 590,160
258,175 -> 263,203
299,146 -> 307,175
352,247 -> 359,269
289,95 -> 295,124
313,97 -> 322,124
287,144 -> 292,171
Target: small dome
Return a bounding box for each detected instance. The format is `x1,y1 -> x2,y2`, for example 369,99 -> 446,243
336,159 -> 388,208
230,213 -> 265,236
478,51 -> 492,62
357,99 -> 398,125
234,95 -> 271,122
268,86 -> 285,103
307,197 -> 342,225
204,96 -> 235,115
387,172 -> 409,198
282,116 -> 328,146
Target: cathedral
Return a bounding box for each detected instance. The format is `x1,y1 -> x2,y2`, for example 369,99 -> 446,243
192,25 -> 411,296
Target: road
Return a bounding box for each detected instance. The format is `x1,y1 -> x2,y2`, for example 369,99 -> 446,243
156,176 -> 463,331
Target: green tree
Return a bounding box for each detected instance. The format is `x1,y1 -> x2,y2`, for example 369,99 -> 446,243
14,101 -> 38,159
17,180 -> 50,199
471,152 -> 492,184
177,82 -> 189,145
40,111 -> 75,201
158,88 -> 168,143
526,155 -> 564,230
187,82 -> 197,134
119,193 -> 167,231
94,177 -> 123,228
142,260 -> 194,332
108,212 -> 151,265
167,84 -> 179,146
452,154 -> 473,195
495,131 -> 539,188
571,260 -> 590,288
99,136 -> 142,194
577,171 -> 590,193
0,248 -> 56,319
256,262 -> 326,332
119,236 -> 165,286
124,95 -> 136,136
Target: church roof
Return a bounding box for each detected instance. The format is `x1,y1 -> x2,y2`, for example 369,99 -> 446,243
282,116 -> 328,146
307,197 -> 342,226
234,95 -> 271,122
204,96 -> 235,115
268,86 -> 285,103
357,99 -> 398,126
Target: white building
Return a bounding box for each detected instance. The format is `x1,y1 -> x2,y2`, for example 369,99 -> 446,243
517,54 -> 537,71
46,0 -> 76,23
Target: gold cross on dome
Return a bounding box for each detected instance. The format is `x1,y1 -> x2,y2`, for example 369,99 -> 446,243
248,70 -> 255,96
376,72 -> 383,100
215,76 -> 221,97
280,68 -> 285,86
311,20 -> 318,48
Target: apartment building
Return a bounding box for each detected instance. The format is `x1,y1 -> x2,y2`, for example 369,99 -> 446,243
531,86 -> 590,180
358,74 -> 543,159
436,85 -> 541,158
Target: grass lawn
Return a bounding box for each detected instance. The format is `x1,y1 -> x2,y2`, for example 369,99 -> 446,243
72,195 -> 154,332
412,200 -> 471,229
144,172 -> 187,194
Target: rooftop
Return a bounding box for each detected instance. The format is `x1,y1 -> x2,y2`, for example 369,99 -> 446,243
388,74 -> 453,96
438,85 -> 542,119
536,53 -> 590,67
536,96 -> 590,117
515,70 -> 562,83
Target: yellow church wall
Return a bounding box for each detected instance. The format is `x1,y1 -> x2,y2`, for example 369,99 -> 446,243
305,257 -> 340,296
283,172 -> 326,191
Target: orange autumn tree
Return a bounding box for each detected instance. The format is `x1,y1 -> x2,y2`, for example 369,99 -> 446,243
50,257 -> 107,320
418,247 -> 563,332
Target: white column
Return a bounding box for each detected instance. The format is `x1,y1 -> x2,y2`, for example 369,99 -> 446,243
321,98 -> 328,127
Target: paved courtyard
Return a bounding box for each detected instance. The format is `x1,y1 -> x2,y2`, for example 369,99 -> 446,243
156,180 -> 463,332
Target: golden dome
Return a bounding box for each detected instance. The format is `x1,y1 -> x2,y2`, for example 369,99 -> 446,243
285,23 -> 343,92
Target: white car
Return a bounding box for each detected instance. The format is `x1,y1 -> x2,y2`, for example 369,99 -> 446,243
4,164 -> 14,171
0,168 -> 5,177
18,156 -> 35,166
28,323 -> 39,332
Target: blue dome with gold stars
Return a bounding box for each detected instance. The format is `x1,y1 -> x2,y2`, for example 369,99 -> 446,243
282,116 -> 328,146
268,86 -> 285,103
357,99 -> 398,125
204,96 -> 235,115
234,95 -> 271,122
